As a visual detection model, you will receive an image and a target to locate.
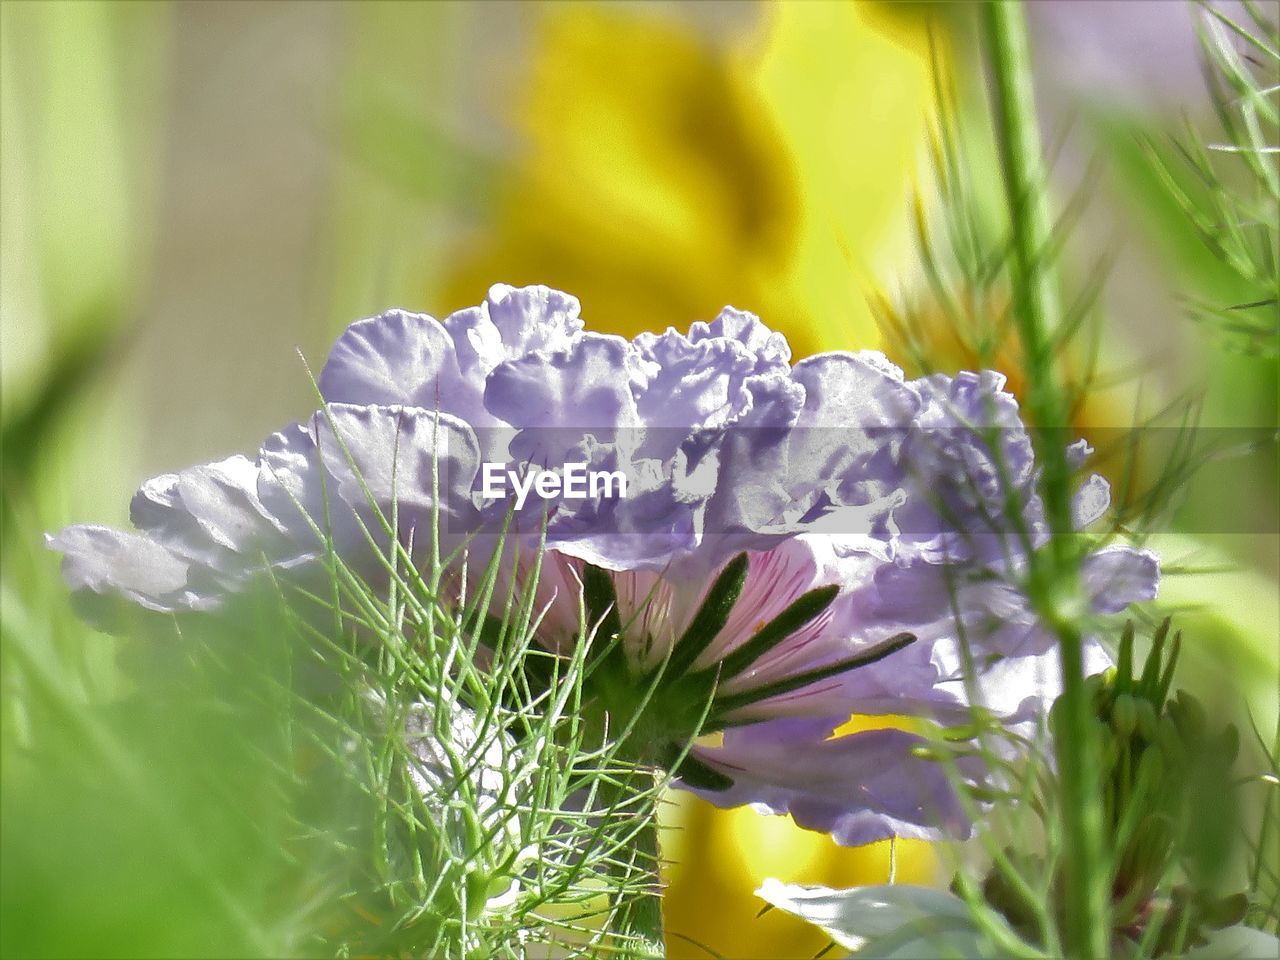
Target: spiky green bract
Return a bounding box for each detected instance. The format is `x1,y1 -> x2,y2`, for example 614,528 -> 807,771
565,557 -> 916,780
242,365 -> 678,958
259,513 -> 675,959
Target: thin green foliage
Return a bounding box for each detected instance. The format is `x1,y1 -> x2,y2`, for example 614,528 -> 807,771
250,401 -> 674,958
1241,709 -> 1280,932
869,7 -> 1276,959
874,29 -> 1110,425
4,392 -> 676,959
917,620 -> 1262,958
1142,2 -> 1279,355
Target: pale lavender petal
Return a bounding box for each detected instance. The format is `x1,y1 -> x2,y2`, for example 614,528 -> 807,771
482,283 -> 583,356
130,456 -> 286,573
689,725 -> 971,845
893,370 -> 1041,560
631,329 -> 755,433
318,309 -> 469,412
312,404 -> 481,524
700,372 -> 806,536
1072,473 -> 1112,527
1083,546 -> 1160,613
787,352 -> 918,514
45,525 -> 213,625
440,284 -> 583,395
925,636 -> 1113,723
484,333 -> 643,428
257,419 -> 363,553
1066,437 -> 1094,468
791,352 -> 914,429
258,405 -> 482,568
441,305 -> 503,382
688,305 -> 791,373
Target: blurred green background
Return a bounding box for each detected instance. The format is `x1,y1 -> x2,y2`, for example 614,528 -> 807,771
2,2 -> 1275,957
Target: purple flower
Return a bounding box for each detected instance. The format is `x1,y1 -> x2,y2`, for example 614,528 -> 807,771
48,283 -> 1160,845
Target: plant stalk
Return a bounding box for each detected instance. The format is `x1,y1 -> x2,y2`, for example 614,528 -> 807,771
983,3 -> 1108,957
621,811 -> 665,958
603,772 -> 666,958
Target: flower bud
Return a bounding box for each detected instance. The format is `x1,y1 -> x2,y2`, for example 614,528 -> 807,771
909,744 -> 948,763
1110,694 -> 1139,737
1084,672 -> 1109,706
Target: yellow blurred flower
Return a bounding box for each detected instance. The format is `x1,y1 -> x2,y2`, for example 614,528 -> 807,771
436,3 -> 939,956
440,1 -> 932,358
660,715 -> 939,959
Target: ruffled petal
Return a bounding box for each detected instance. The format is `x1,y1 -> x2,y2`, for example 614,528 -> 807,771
259,405 -> 482,566
482,282 -> 583,356
787,352 -> 918,516
700,372 -> 806,536
893,370 -> 1041,562
130,455 -> 285,570
1072,473 -> 1112,527
631,328 -> 755,434
688,305 -> 791,373
45,525 -> 213,627
485,333 -> 642,430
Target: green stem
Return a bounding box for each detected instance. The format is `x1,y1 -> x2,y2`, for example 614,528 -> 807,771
621,810 -> 665,957
603,773 -> 666,958
983,3 -> 1108,957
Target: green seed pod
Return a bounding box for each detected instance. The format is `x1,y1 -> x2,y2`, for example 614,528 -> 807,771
395,694 -> 528,923
465,870 -> 492,922
1111,693 -> 1139,737
909,744 -> 946,762
1084,672 -> 1109,708
1135,698 -> 1160,742
1134,743 -> 1166,798
1201,891 -> 1249,929
1171,689 -> 1207,742
1157,714 -> 1185,765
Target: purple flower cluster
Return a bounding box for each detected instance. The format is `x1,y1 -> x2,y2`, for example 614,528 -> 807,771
50,284 -> 1158,845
